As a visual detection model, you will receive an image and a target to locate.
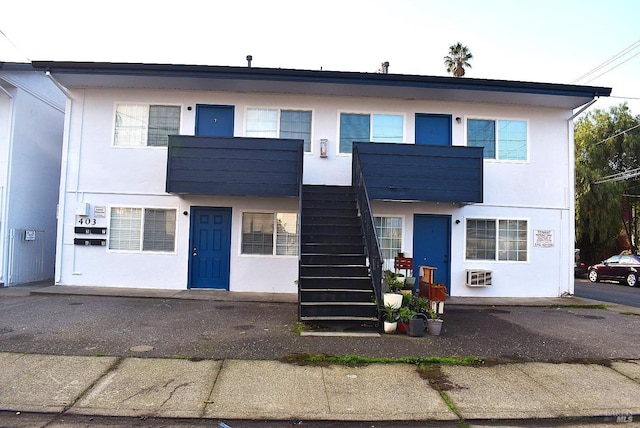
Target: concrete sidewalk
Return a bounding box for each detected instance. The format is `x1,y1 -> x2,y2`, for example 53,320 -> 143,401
1,352 -> 639,424
2,283 -> 640,425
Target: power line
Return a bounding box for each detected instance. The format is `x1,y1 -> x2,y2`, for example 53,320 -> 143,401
594,167 -> 640,184
594,123 -> 640,146
609,96 -> 640,101
0,27 -> 30,62
573,38 -> 640,84
584,50 -> 640,84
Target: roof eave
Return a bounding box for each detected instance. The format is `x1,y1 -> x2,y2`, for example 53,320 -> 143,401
30,61 -> 611,108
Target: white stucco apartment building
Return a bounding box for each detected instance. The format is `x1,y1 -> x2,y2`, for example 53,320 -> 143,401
0,63 -> 65,286
30,61 -> 610,321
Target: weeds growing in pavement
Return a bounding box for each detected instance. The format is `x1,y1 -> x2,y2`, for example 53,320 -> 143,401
280,353 -> 482,367
547,304 -> 607,310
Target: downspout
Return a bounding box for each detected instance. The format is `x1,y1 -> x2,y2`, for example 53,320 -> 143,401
0,84 -> 13,286
46,71 -> 72,284
565,96 -> 600,295
0,85 -> 12,99
569,98 -> 598,121
45,71 -> 72,99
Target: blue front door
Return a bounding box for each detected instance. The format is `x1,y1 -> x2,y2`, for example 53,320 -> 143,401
189,207 -> 232,289
195,105 -> 234,137
415,113 -> 452,146
413,214 -> 451,292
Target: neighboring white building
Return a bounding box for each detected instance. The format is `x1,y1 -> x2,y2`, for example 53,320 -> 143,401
31,61 -> 609,321
0,63 -> 65,286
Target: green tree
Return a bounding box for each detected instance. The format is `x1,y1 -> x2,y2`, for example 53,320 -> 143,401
575,103 -> 640,262
444,42 -> 473,77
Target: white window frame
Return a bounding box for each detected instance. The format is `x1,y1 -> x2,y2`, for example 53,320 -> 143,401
337,111 -> 406,155
108,206 -> 177,253
465,117 -> 529,162
465,217 -> 529,262
244,107 -> 314,153
240,211 -> 299,257
112,103 -> 183,148
374,215 -> 404,271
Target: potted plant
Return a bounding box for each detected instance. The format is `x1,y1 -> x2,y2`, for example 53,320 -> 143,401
382,270 -> 404,308
382,304 -> 399,333
427,307 -> 443,336
397,306 -> 416,334
412,296 -> 430,315
403,275 -> 416,293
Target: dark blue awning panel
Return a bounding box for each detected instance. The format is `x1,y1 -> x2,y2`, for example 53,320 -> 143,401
354,142 -> 483,203
167,136 -> 303,197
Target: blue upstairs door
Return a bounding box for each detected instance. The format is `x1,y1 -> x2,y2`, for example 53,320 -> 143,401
413,214 -> 451,292
189,207 -> 232,289
195,105 -> 234,137
415,113 -> 452,146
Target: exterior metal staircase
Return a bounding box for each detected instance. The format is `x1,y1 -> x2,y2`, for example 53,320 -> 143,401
298,185 -> 378,325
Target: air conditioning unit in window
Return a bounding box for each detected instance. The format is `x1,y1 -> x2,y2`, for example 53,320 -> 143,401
466,269 -> 492,287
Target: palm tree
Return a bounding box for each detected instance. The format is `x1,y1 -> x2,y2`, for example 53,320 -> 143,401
444,43 -> 473,77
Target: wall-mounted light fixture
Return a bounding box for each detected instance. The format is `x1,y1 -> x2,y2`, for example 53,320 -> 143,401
455,117 -> 462,123
455,219 -> 461,224
320,139 -> 328,158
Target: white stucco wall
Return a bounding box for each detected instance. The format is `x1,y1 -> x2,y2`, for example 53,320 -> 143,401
0,88 -> 13,281
0,73 -> 65,285
371,200 -> 571,298
58,192 -> 299,292
56,87 -> 574,296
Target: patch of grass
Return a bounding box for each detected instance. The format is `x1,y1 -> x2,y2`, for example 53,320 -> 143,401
280,353 -> 483,367
293,323 -> 304,335
620,311 -> 640,316
440,391 -> 468,427
548,304 -> 607,310
419,365 -> 468,427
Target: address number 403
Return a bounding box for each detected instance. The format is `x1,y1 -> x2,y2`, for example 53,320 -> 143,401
78,218 -> 97,225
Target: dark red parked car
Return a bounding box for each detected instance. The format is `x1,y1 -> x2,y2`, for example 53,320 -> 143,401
587,254 -> 640,287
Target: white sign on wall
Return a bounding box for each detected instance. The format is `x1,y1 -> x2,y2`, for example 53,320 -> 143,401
534,230 -> 554,247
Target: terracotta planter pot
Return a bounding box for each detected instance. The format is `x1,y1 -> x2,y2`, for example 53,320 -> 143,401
397,321 -> 410,334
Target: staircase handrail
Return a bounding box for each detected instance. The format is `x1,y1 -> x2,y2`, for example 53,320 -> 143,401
297,143 -> 303,318
352,144 -> 383,320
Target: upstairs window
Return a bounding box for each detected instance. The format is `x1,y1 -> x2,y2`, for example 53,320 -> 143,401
114,104 -> 181,147
339,113 -> 404,153
467,119 -> 527,161
246,108 -> 312,152
109,207 -> 176,252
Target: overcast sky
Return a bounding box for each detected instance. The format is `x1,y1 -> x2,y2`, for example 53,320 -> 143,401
1,0 -> 638,113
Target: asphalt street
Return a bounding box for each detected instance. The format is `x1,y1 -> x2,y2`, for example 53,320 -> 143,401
574,277 -> 640,307
2,284 -> 640,428
1,285 -> 640,362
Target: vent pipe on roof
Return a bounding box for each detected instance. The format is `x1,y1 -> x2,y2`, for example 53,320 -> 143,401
246,55 -> 252,68
381,61 -> 389,74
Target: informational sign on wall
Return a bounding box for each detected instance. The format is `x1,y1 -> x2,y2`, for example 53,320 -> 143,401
94,206 -> 106,218
534,230 -> 554,247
